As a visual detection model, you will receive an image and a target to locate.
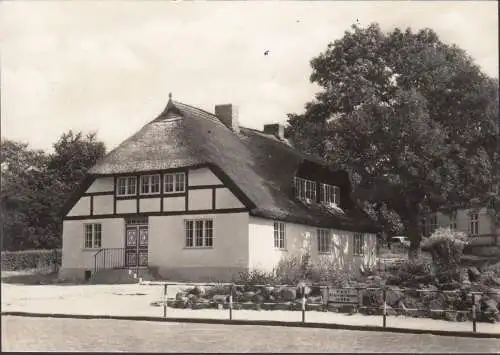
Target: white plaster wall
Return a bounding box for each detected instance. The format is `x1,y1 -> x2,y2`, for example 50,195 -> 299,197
61,218 -> 124,271
188,189 -> 212,210
148,212 -> 249,272
85,177 -> 114,193
163,196 -> 185,212
67,197 -> 90,217
434,208 -> 492,235
248,217 -> 376,273
116,199 -> 137,214
188,167 -> 222,186
93,195 -> 113,215
139,198 -> 161,213
216,187 -> 244,209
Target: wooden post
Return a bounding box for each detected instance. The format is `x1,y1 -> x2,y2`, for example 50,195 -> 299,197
163,284 -> 168,319
301,285 -> 306,323
472,293 -> 477,333
229,284 -> 234,320
382,288 -> 387,328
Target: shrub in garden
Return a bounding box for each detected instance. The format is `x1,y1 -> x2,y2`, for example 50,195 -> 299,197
1,249 -> 61,271
421,228 -> 468,271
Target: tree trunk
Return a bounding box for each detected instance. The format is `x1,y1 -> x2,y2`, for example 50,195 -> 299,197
402,216 -> 422,260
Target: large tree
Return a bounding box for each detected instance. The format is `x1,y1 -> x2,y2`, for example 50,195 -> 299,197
287,24 -> 499,259
1,131 -> 106,250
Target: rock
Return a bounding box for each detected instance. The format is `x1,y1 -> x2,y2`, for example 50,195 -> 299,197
242,291 -> 256,302
190,286 -> 206,296
386,288 -> 404,307
340,304 -> 357,314
253,294 -> 265,304
212,295 -> 227,304
307,296 -> 323,304
280,288 -> 297,302
176,292 -> 187,301
456,312 -> 468,322
444,311 -> 458,322
491,277 -> 500,287
468,267 -> 482,282
187,294 -> 198,303
482,297 -> 499,315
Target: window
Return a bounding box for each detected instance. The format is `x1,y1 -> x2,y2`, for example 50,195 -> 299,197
185,219 -> 213,248
469,212 -> 479,236
317,229 -> 331,253
274,222 -> 286,249
140,174 -> 160,195
84,224 -> 102,249
353,232 -> 364,256
165,172 -> 186,193
319,183 -> 340,206
294,177 -> 317,201
117,176 -> 137,196
449,211 -> 457,230
429,213 -> 438,235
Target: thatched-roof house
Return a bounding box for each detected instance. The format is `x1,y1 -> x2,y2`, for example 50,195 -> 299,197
60,96 -> 381,282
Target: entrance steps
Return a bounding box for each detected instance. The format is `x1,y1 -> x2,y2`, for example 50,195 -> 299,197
89,268 -> 159,284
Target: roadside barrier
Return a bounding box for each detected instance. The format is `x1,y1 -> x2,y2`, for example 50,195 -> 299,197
137,280 -> 499,333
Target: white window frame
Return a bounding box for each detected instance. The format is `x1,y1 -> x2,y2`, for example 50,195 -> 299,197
164,172 -> 186,194
449,210 -> 457,230
116,176 -> 137,196
317,229 -> 331,253
319,183 -> 340,206
84,223 -> 102,249
140,174 -> 161,195
274,222 -> 286,249
469,212 -> 479,236
184,219 -> 214,248
294,177 -> 317,201
353,232 -> 364,256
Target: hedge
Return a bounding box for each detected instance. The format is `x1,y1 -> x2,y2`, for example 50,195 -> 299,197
1,249 -> 61,272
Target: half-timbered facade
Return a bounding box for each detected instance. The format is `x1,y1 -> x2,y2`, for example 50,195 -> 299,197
59,96 -> 381,282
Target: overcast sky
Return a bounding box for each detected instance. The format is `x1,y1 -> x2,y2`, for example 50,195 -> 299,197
1,1 -> 498,152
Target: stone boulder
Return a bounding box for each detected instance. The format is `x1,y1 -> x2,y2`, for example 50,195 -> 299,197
212,295 -> 227,304
280,288 -> 297,302
468,267 -> 482,282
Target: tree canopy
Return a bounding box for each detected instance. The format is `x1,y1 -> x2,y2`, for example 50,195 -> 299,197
1,131 -> 106,250
287,24 -> 499,258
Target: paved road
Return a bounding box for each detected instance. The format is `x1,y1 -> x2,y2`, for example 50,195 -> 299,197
2,316 -> 499,353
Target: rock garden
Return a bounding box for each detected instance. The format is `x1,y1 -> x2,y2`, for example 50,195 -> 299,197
152,228 -> 500,324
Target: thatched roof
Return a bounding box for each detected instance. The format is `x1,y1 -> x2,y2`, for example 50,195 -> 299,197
88,98 -> 380,233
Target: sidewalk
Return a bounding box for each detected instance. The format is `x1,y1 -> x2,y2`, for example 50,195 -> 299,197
2,283 -> 499,337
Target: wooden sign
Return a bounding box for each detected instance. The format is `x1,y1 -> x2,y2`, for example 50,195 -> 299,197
323,287 -> 359,305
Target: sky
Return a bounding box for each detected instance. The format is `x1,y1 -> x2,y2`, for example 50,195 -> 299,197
1,1 -> 498,152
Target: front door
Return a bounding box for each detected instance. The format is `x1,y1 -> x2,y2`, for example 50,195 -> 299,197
125,225 -> 148,267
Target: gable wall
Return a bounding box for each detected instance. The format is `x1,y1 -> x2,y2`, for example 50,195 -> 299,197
63,166 -> 247,219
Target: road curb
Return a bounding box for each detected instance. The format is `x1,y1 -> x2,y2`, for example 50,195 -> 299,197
2,311 -> 499,339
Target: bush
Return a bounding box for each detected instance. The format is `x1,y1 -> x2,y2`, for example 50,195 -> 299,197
421,228 -> 468,268
274,252 -> 313,284
1,249 -> 61,271
232,270 -> 279,286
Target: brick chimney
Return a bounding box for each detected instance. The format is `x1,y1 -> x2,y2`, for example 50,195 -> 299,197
263,123 -> 285,140
215,104 -> 239,133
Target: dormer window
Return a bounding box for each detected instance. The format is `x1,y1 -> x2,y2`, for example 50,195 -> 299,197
319,183 -> 340,206
294,177 -> 317,201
